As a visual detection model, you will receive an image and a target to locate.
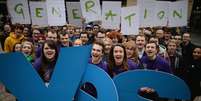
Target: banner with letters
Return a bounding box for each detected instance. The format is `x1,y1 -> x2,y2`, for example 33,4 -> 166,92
66,2 -> 82,27
121,6 -> 139,35
102,1 -> 121,29
7,0 -> 188,28
7,0 -> 31,24
29,1 -> 48,27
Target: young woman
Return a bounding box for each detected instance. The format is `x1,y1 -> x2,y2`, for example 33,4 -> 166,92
108,44 -> 138,77
21,40 -> 35,63
33,40 -> 59,83
186,47 -> 201,100
123,41 -> 140,65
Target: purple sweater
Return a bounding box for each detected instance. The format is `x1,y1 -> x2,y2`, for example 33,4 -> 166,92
88,58 -> 108,73
141,55 -> 172,74
110,59 -> 139,76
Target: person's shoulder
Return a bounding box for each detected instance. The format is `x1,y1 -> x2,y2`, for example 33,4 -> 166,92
141,55 -> 148,62
156,56 -> 169,65
33,58 -> 42,70
88,58 -> 92,64
128,59 -> 138,70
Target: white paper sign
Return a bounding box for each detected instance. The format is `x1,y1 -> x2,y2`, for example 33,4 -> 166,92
121,6 -> 139,35
102,1 -> 121,29
46,0 -> 66,26
168,0 -> 188,27
29,1 -> 48,27
138,0 -> 155,27
7,0 -> 31,24
66,2 -> 82,27
80,0 -> 101,23
154,1 -> 169,26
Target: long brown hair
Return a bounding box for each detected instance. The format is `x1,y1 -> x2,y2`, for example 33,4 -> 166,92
38,40 -> 58,82
108,44 -> 128,77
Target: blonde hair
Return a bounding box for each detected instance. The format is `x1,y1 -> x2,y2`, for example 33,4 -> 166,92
123,41 -> 139,64
21,40 -> 35,60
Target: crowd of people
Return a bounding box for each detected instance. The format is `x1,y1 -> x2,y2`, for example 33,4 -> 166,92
0,20 -> 200,100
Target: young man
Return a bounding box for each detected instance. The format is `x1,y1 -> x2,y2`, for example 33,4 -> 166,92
102,37 -> 113,62
167,39 -> 185,79
0,24 -> 11,51
181,32 -> 196,67
80,32 -> 89,45
45,31 -> 58,43
155,29 -> 165,46
135,34 -> 147,59
89,41 -> 107,72
83,41 -> 107,98
59,31 -> 72,47
95,31 -> 106,41
141,42 -> 172,73
4,24 -> 24,52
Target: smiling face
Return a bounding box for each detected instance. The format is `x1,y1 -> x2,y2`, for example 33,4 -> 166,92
80,33 -> 88,44
46,31 -> 58,43
182,33 -> 191,44
91,44 -> 103,63
145,43 -> 158,60
60,34 -> 69,47
167,41 -> 177,54
193,47 -> 201,60
126,46 -> 134,59
155,29 -> 164,39
43,43 -> 56,61
136,35 -> 146,50
103,38 -> 113,54
22,42 -> 33,56
15,28 -> 23,36
174,35 -> 182,46
113,46 -> 125,65
4,24 -> 11,32
14,43 -> 22,52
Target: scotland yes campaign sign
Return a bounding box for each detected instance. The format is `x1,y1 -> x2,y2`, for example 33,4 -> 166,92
0,46 -> 190,101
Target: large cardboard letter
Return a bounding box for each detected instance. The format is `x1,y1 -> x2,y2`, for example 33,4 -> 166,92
113,70 -> 191,101
0,46 -> 91,101
76,64 -> 118,101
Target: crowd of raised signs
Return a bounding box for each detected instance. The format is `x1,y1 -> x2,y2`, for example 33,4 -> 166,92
0,18 -> 200,101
